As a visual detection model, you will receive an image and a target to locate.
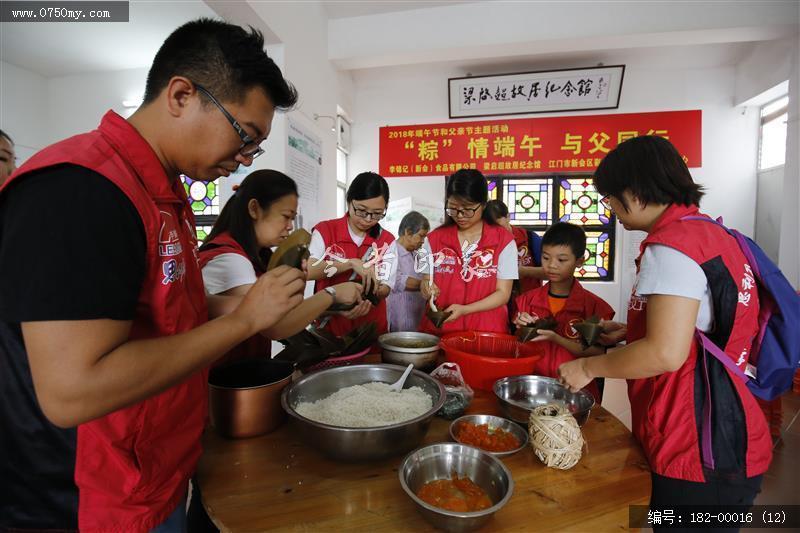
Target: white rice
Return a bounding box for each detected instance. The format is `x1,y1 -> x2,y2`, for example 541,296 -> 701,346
295,381 -> 433,428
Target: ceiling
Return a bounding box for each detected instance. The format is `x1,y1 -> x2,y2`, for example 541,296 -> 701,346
321,1 -> 473,19
0,1 -> 216,77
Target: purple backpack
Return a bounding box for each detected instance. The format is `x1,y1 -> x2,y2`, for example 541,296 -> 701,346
684,216 -> 800,401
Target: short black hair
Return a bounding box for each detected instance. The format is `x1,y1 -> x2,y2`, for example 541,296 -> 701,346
594,135 -> 703,211
443,169 -> 494,227
143,18 -> 297,109
484,200 -> 509,223
347,171 -> 390,238
541,222 -> 586,260
0,129 -> 13,145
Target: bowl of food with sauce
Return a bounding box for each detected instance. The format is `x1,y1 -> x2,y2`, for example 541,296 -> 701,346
399,442 -> 514,532
449,414 -> 529,457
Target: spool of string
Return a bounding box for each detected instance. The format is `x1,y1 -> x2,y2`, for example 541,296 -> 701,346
528,403 -> 584,470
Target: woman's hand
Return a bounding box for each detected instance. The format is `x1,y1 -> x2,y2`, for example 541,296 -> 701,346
599,320 -> 627,345
331,282 -> 363,307
443,304 -> 469,324
558,358 -> 593,393
513,312 -> 535,327
420,279 -> 440,301
337,300 -> 372,320
349,258 -> 377,296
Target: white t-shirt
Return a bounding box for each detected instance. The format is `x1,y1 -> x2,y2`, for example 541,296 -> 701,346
421,239 -> 519,280
202,253 -> 257,295
635,244 -> 713,331
308,227 -> 365,261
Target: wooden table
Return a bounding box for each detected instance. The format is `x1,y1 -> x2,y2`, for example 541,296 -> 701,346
197,390 -> 651,531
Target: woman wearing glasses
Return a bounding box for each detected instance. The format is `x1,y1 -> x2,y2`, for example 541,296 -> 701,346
307,171 -> 396,337
419,169 -> 518,334
198,170 -> 364,362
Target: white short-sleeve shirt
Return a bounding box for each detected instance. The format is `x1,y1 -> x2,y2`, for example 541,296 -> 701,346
635,244 -> 713,331
201,253 -> 257,295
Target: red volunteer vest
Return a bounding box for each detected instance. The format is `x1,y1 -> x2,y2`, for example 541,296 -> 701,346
419,222 -> 514,335
512,226 -> 541,294
1,111 -> 209,531
515,280 -> 614,401
313,215 -> 395,337
198,232 -> 271,362
626,204 -> 771,481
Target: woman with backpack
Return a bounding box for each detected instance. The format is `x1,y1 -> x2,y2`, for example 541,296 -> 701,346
558,136 -> 772,520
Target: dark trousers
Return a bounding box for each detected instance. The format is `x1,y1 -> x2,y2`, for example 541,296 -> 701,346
650,472 -> 763,533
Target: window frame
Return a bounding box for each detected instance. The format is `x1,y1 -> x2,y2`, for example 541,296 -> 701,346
487,173 -> 616,281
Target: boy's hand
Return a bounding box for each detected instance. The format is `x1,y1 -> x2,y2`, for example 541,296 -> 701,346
514,312 -> 535,327
531,329 -> 559,343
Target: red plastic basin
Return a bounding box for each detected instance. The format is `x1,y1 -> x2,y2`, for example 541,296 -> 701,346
439,331 -> 547,391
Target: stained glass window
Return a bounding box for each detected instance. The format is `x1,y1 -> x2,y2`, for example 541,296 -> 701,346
558,178 -> 611,225
487,179 -> 498,200
579,231 -> 612,279
486,174 -> 615,281
503,178 -> 552,224
182,176 -> 220,216
195,225 -> 213,243
180,175 -> 219,244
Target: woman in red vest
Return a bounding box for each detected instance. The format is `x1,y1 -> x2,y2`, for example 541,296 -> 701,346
307,172 -> 395,338
485,199 -> 546,295
198,170 -> 364,361
558,136 -> 771,519
419,169 -> 518,334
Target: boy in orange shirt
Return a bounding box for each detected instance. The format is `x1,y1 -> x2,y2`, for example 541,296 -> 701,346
514,222 -> 615,401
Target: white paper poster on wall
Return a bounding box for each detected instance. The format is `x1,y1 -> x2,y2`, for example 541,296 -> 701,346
287,117 -> 322,230
618,229 -> 646,323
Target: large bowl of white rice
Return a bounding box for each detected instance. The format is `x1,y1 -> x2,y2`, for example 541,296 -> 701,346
281,364 -> 446,462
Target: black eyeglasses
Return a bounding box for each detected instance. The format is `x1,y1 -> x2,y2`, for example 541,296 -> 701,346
194,83 -> 265,160
445,205 -> 482,219
351,204 -> 387,221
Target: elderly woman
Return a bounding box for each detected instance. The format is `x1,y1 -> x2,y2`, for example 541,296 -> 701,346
386,211 -> 430,332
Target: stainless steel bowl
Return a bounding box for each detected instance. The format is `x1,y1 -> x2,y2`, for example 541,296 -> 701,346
378,331 -> 440,370
493,375 -> 595,426
449,414 -> 529,457
399,443 -> 514,532
281,364 -> 446,462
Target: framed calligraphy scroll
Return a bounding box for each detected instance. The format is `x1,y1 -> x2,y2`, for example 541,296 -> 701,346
449,65 -> 625,118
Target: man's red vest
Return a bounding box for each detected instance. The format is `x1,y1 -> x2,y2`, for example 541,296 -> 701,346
626,203 -> 772,481
1,111 -> 209,531
198,231 -> 271,362
312,215 -> 395,337
419,222 -> 514,335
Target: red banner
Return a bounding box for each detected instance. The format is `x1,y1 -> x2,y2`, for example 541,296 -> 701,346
379,110 -> 701,177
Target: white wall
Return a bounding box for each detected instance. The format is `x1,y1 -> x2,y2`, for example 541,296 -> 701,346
349,50 -> 762,316
755,166 -> 784,263
735,35 -> 800,288
248,1 -> 355,228
0,61 -> 48,164
46,68 -> 148,146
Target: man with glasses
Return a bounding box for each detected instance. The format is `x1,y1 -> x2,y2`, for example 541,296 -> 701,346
0,19 -> 303,532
